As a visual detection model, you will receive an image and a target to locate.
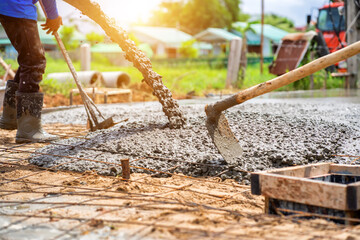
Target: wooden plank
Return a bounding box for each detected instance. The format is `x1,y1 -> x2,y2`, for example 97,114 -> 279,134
258,173 -> 348,210
71,88 -> 131,95
265,163 -> 330,178
226,38 -> 242,88
0,57 -> 15,79
264,197 -> 270,214
348,180 -> 360,211
330,164 -> 360,175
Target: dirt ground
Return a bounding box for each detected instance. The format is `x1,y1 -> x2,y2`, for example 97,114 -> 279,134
43,82 -> 159,108
1,124 -> 360,239
42,82 -> 239,108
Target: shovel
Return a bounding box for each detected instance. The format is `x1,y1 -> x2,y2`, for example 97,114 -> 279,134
206,40 -> 360,164
40,1 -> 115,131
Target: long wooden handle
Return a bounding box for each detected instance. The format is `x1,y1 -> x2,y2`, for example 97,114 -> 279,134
38,1 -> 83,92
208,40 -> 360,114
0,57 -> 15,79
52,32 -> 84,92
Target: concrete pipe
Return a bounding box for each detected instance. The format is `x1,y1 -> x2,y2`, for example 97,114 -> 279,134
102,72 -> 131,88
47,71 -> 104,87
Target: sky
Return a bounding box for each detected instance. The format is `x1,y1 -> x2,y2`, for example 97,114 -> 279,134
241,0 -> 329,27
56,0 -> 163,29
55,0 -> 331,31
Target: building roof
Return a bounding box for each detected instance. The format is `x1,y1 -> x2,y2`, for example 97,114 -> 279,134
91,43 -> 123,53
0,22 -> 86,46
230,29 -> 259,45
232,22 -> 289,44
91,43 -> 154,58
194,28 -> 239,43
131,26 -> 192,48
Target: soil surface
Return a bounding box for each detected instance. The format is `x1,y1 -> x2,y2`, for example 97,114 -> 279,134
31,95 -> 360,184
1,92 -> 360,239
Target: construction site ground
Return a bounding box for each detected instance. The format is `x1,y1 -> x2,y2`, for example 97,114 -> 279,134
1,89 -> 360,239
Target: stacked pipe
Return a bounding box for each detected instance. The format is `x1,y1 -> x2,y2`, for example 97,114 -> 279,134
47,71 -> 131,88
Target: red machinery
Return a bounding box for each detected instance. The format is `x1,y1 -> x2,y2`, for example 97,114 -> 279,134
316,0 -> 347,71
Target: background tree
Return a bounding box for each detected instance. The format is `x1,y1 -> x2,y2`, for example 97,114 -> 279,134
59,26 -> 79,50
264,14 -> 295,32
149,0 -> 242,35
179,39 -> 199,58
85,32 -> 104,46
149,1 -> 185,27
233,21 -> 257,87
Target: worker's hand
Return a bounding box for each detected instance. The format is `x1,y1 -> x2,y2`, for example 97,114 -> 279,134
41,16 -> 63,35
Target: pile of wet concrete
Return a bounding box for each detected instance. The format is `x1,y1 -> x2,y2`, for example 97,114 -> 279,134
31,98 -> 360,184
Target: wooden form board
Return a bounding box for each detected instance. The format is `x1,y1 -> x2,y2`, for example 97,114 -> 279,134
251,163 -> 360,211
69,87 -> 132,105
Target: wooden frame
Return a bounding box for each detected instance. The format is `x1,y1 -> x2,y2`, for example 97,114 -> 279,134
251,163 -> 360,211
70,87 -> 132,105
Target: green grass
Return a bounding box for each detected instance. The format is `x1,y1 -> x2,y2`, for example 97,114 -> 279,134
1,54 -> 346,97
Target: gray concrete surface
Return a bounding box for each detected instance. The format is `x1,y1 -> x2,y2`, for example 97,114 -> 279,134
30,89 -> 360,184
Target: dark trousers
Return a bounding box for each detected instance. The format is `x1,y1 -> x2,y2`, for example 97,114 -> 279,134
0,14 -> 46,93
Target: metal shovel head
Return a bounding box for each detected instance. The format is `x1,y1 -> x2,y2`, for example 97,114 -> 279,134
206,112 -> 243,165
89,117 -> 115,131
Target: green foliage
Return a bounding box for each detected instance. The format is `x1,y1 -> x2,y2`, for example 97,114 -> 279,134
223,0 -> 241,28
86,32 -> 104,46
153,64 -> 227,94
44,53 -> 81,73
149,1 -> 185,27
59,26 -> 79,50
0,58 -> 18,76
264,14 -> 295,32
149,0 -> 241,34
238,12 -> 251,22
92,53 -> 112,66
179,39 -> 199,58
180,0 -> 239,34
1,51 -> 341,97
40,77 -> 76,97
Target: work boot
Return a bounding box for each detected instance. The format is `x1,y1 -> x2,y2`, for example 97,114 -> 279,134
0,80 -> 18,130
15,92 -> 59,143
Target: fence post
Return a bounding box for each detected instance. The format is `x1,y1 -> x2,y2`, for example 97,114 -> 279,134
226,37 -> 242,88
346,0 -> 360,88
80,43 -> 91,71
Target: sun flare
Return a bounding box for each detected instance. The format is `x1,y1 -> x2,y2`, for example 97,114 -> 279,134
92,0 -> 161,25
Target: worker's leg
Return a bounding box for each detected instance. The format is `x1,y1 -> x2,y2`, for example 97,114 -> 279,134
0,14 -> 58,142
0,80 -> 18,130
0,14 -> 46,92
0,15 -> 20,129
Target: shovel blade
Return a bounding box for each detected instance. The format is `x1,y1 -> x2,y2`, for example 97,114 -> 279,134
89,117 -> 115,131
206,113 -> 243,165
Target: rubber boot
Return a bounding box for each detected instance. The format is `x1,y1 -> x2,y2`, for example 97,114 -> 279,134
0,80 -> 18,130
15,92 -> 59,143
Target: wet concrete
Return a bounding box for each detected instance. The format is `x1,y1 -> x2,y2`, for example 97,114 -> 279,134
63,0 -> 185,129
31,90 -> 360,184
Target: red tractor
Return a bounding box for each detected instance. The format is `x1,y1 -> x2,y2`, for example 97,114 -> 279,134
314,0 -> 347,71
269,0 -> 349,77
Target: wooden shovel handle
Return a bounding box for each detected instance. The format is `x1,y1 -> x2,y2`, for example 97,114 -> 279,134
206,40 -> 360,116
0,57 -> 15,79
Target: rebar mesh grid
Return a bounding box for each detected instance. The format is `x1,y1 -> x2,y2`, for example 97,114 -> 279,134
1,123 -> 360,240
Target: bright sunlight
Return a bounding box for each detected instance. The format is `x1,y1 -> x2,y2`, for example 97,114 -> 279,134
93,0 -> 162,25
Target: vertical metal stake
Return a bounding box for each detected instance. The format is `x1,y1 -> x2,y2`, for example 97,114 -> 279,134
121,159 -> 130,180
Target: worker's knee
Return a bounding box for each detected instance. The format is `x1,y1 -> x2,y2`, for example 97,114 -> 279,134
17,61 -> 46,93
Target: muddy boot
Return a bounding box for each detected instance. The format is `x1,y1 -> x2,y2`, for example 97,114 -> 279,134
0,80 -> 18,130
15,92 -> 59,143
